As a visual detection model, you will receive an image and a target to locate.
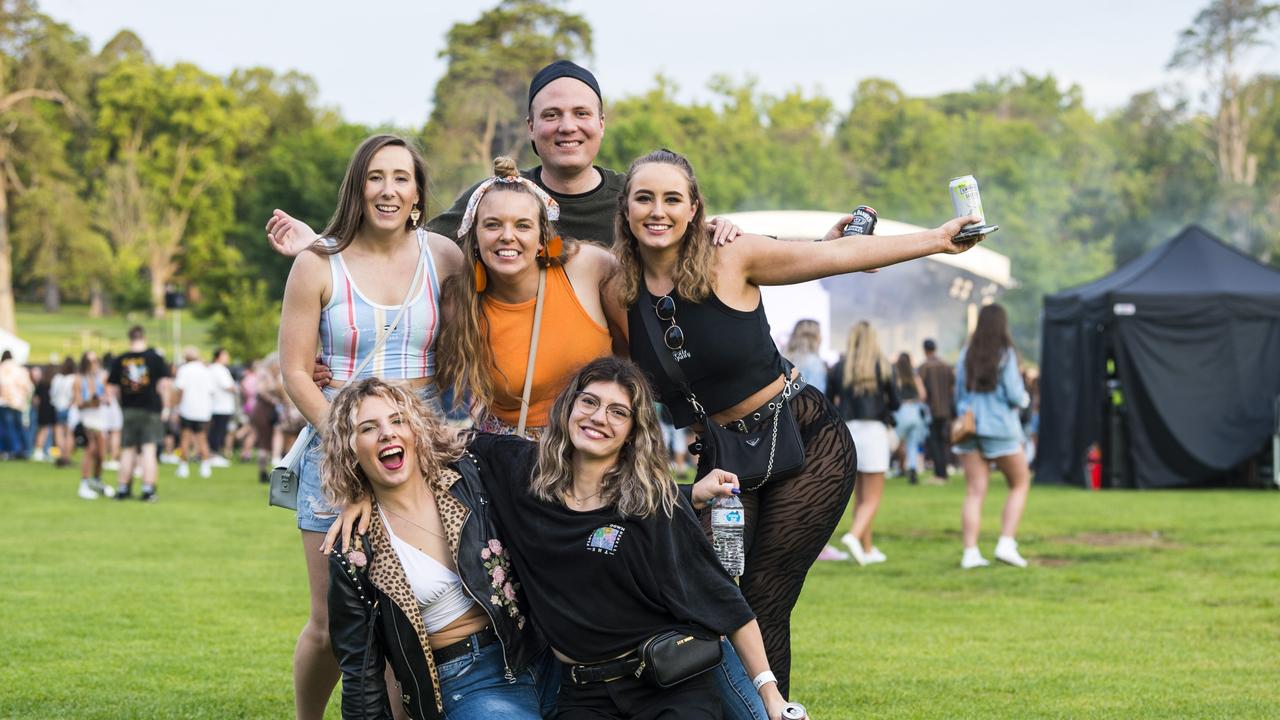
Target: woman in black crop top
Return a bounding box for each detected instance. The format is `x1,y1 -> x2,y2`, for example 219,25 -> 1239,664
605,148 -> 987,696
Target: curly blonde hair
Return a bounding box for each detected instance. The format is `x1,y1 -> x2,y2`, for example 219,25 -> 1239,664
319,378 -> 466,507
437,156 -> 578,417
530,357 -> 677,519
611,149 -> 715,307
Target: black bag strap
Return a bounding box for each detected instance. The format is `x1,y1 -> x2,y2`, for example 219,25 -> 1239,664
636,284 -> 706,418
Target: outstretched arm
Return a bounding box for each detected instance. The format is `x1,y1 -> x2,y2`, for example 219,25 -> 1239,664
737,214 -> 985,287
266,209 -> 321,258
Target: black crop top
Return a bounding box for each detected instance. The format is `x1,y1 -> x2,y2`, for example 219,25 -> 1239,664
628,283 -> 786,428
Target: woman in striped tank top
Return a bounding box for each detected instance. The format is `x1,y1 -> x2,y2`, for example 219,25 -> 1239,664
270,134 -> 465,720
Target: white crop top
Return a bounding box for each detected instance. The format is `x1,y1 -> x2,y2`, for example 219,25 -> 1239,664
379,509 -> 475,633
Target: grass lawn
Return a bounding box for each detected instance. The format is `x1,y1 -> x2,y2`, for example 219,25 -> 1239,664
14,303 -> 214,365
1,460 -> 1276,718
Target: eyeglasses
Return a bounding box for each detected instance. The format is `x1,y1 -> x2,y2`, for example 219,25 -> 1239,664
653,295 -> 684,350
574,392 -> 634,424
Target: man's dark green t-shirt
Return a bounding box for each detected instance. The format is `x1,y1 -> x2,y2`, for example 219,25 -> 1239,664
428,165 -> 625,246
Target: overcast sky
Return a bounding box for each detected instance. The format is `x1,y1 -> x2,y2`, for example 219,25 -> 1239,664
39,0 -> 1280,128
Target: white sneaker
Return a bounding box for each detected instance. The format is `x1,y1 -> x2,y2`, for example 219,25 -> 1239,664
841,533 -> 869,566
207,455 -> 231,468
176,462 -> 190,479
100,484 -> 116,498
88,478 -> 107,496
102,460 -> 120,471
816,544 -> 849,561
994,537 -> 1028,568
865,547 -> 887,564
199,461 -> 212,479
961,547 -> 990,569
32,449 -> 46,462
77,480 -> 98,500
160,453 -> 181,465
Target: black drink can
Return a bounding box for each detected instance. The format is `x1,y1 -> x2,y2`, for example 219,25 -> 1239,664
842,205 -> 878,236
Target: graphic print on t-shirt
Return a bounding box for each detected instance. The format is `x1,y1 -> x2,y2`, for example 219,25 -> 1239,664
586,525 -> 625,555
121,356 -> 152,393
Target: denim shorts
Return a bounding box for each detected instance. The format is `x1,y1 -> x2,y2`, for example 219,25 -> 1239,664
953,434 -> 1024,460
435,635 -> 541,720
297,383 -> 442,532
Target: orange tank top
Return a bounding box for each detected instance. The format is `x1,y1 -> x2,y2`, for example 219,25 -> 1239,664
483,264 -> 612,428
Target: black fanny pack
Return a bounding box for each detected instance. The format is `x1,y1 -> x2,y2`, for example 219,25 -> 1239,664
635,629 -> 723,688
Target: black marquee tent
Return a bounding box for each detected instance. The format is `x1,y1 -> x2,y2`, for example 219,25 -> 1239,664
1037,225 -> 1280,488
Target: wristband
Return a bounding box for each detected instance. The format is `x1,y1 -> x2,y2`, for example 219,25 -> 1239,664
752,670 -> 776,691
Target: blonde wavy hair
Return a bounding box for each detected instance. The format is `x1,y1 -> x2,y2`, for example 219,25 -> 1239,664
843,320 -> 886,394
437,155 -> 578,417
319,377 -> 466,507
786,319 -> 822,357
530,356 -> 677,519
611,149 -> 714,307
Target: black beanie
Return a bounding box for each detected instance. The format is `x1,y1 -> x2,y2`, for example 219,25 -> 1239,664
528,60 -> 602,111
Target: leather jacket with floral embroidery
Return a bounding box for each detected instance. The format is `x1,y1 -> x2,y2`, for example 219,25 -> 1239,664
328,451 -> 543,720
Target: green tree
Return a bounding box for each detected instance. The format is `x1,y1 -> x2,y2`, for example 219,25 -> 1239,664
0,0 -> 83,331
423,0 -> 592,201
1168,0 -> 1280,252
90,56 -> 267,317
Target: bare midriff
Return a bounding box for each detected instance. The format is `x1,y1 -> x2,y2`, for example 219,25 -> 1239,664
328,375 -> 436,391
427,604 -> 491,650
702,366 -> 801,430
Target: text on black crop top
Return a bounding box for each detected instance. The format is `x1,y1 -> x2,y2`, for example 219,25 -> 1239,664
628,283 -> 786,428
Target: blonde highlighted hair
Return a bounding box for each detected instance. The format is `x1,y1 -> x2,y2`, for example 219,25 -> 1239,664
319,378 -> 466,507
437,156 -> 578,417
843,321 -> 886,394
531,356 -> 677,519
611,149 -> 714,307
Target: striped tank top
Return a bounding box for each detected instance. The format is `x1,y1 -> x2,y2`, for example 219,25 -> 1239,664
318,230 -> 442,382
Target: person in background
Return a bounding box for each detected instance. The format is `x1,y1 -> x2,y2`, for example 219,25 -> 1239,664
783,319 -> 827,395
99,352 -> 124,472
107,325 -> 170,502
207,347 -> 237,466
892,352 -> 929,486
73,351 -> 108,496
50,358 -> 77,467
0,350 -> 33,460
1021,365 -> 1040,464
918,338 -> 955,484
31,365 -> 53,461
235,361 -> 259,463
954,303 -> 1032,569
828,321 -> 898,566
173,346 -> 215,479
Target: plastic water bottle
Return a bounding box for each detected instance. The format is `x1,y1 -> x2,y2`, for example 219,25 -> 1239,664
711,495 -> 745,577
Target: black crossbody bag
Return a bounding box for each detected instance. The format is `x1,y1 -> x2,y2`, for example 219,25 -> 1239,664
637,287 -> 805,491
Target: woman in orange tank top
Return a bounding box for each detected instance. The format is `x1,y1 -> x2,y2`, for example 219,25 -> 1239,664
436,156 -> 618,439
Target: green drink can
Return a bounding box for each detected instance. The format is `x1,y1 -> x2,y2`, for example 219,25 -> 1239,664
949,175 -> 985,229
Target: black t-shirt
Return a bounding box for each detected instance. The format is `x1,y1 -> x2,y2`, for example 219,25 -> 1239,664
429,166 -> 625,246
469,433 -> 754,663
108,349 -> 169,412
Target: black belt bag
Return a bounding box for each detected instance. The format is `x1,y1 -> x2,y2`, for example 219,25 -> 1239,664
637,286 -> 806,492
635,629 -> 723,688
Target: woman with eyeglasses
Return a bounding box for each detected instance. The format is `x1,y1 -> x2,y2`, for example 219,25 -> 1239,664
608,148 -> 985,695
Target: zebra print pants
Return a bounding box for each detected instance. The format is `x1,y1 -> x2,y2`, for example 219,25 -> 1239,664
699,386 -> 857,698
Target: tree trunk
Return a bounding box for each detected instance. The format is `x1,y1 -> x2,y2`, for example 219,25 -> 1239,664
0,168 -> 15,333
89,280 -> 105,318
42,275 -> 60,313
150,269 -> 166,319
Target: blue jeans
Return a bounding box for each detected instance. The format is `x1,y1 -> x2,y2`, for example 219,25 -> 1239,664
714,638 -> 768,720
436,635 -> 542,720
0,407 -> 24,456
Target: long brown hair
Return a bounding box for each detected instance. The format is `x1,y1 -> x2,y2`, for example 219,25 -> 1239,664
531,357 -> 676,519
319,377 -> 466,507
964,303 -> 1016,392
437,156 -> 577,416
611,149 -> 714,307
315,134 -> 429,256
894,352 -> 914,387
